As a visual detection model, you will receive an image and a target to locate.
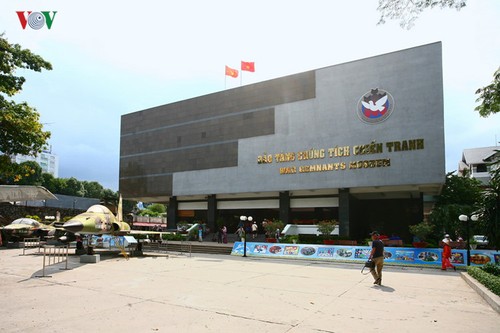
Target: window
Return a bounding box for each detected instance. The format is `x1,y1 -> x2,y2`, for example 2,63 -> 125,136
476,164 -> 487,173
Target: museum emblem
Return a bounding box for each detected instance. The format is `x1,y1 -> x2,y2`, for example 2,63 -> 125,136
357,88 -> 394,124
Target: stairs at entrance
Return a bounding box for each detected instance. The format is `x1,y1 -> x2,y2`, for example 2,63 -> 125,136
142,241 -> 232,255
141,234 -> 267,256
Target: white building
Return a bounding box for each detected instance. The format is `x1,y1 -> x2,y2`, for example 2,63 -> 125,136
458,146 -> 499,184
13,148 -> 59,178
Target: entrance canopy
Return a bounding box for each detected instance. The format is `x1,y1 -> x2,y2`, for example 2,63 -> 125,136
0,185 -> 57,202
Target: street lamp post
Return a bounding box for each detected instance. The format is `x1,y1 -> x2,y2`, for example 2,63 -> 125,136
240,216 -> 253,258
458,214 -> 479,266
240,216 -> 247,257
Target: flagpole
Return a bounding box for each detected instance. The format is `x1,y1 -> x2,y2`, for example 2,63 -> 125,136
240,62 -> 243,86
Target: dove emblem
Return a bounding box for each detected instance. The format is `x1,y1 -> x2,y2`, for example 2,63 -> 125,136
361,95 -> 388,112
357,89 -> 394,124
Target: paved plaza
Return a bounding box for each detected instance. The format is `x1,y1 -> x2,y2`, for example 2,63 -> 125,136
0,247 -> 498,333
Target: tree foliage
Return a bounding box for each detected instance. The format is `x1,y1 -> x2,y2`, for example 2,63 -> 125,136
429,172 -> 483,240
377,0 -> 467,29
14,161 -> 43,185
475,67 -> 500,117
137,203 -> 166,217
0,34 -> 52,155
39,175 -> 116,200
0,157 -> 43,184
0,34 -> 52,183
477,155 -> 500,250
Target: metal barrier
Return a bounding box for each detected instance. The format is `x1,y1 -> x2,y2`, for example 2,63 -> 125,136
36,245 -> 70,278
142,240 -> 191,257
22,237 -> 43,255
180,240 -> 192,257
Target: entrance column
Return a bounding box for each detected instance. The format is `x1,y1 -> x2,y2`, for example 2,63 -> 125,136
339,188 -> 350,237
167,196 -> 177,230
207,195 -> 217,233
279,191 -> 290,224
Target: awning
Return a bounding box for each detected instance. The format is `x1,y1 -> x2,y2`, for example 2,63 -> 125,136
0,185 -> 57,202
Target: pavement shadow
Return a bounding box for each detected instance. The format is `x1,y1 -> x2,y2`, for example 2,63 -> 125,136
374,285 -> 395,292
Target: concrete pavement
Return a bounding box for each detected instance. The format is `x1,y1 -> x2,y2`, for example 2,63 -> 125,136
0,247 -> 498,333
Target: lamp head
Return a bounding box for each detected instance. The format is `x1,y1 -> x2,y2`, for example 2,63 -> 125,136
458,214 -> 468,222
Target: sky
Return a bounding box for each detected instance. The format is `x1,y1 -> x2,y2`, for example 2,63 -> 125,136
1,0 -> 499,192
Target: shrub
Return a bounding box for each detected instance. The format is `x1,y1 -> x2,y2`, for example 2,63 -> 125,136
316,220 -> 338,239
162,233 -> 185,241
297,234 -> 323,244
263,219 -> 284,238
281,235 -> 299,244
481,263 -> 500,277
467,266 -> 500,296
409,221 -> 434,241
26,215 -> 41,222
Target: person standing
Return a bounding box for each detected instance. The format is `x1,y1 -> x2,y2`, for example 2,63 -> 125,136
252,222 -> 258,239
369,231 -> 384,285
441,234 -> 456,271
275,227 -> 281,243
235,226 -> 245,242
198,224 -> 203,242
222,225 -> 228,243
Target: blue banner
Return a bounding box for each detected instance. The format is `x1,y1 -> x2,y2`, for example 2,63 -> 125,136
231,242 -> 499,267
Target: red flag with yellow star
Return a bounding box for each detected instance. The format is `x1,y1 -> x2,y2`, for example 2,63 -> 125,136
225,65 -> 239,78
241,61 -> 255,72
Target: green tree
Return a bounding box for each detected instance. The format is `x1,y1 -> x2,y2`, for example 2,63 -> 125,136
475,68 -> 500,117
477,151 -> 500,250
82,181 -> 104,198
63,177 -> 82,196
377,0 -> 467,29
429,172 -> 483,240
148,203 -> 166,214
52,177 -> 68,194
137,203 -> 166,217
0,34 -> 52,183
15,161 -> 43,185
41,172 -> 57,191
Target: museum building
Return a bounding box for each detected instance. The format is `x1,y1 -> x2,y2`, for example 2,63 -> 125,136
119,42 -> 445,241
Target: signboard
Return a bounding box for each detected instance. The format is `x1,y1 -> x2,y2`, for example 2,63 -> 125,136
231,242 -> 499,267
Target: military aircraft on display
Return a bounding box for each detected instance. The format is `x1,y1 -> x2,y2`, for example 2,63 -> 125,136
0,185 -> 59,245
61,197 -> 163,256
61,204 -> 131,235
1,217 -> 56,242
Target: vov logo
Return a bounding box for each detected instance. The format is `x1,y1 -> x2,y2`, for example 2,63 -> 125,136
16,11 -> 57,30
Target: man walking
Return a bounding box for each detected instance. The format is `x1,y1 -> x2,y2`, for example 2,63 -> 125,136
369,231 -> 384,285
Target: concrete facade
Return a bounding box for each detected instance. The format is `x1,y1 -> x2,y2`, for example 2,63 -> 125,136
120,43 -> 445,240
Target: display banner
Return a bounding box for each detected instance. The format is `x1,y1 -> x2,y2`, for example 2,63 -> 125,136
231,242 -> 499,267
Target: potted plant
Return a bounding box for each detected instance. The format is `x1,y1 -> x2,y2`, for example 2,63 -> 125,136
469,237 -> 478,250
282,234 -> 299,244
317,220 -> 338,245
264,219 -> 284,242
409,222 -> 434,248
